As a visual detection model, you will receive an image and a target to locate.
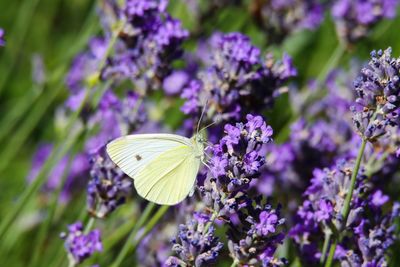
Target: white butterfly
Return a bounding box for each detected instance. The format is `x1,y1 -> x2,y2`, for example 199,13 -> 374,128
106,133 -> 205,205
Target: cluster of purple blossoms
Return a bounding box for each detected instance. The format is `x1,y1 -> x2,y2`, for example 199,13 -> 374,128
102,0 -> 189,90
200,114 -> 273,217
166,212 -> 224,266
65,0 -> 188,110
227,197 -> 287,266
290,160 -> 365,262
181,32 -> 296,128
338,200 -> 399,266
86,146 -> 132,218
252,0 -> 324,42
60,221 -> 102,265
351,48 -> 400,141
290,159 -> 399,265
167,116 -> 287,266
332,0 -> 399,43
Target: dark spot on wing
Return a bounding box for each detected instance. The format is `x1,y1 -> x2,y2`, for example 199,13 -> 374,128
135,154 -> 142,161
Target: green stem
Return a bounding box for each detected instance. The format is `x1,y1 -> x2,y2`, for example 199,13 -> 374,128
230,259 -> 239,267
316,44 -> 346,83
324,138 -> 367,267
85,217 -> 96,234
0,77 -> 64,173
341,139 -> 367,221
110,203 -> 157,267
0,125 -> 82,241
30,157 -> 74,267
324,238 -> 337,267
130,205 -> 169,252
320,229 -> 332,264
0,87 -> 42,144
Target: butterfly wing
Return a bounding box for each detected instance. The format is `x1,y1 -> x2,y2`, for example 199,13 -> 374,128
106,134 -> 192,179
134,145 -> 200,205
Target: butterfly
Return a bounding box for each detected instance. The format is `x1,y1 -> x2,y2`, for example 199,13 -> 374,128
106,133 -> 206,205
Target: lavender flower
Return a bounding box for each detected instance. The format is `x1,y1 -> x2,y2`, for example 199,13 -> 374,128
289,159 -> 366,262
334,199 -> 399,267
163,70 -> 189,95
181,32 -> 296,127
253,0 -> 324,42
102,0 -> 188,90
87,146 -> 132,218
200,114 -> 273,217
227,198 -> 287,266
61,221 -> 102,265
352,48 -> 400,141
332,0 -> 399,43
290,158 -> 398,265
166,212 -> 223,267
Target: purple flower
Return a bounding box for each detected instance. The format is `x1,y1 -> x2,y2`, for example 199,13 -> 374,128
180,80 -> 202,115
315,199 -> 333,222
154,18 -> 188,48
163,70 -> 189,95
166,212 -> 223,267
352,48 -> 400,141
217,32 -> 260,66
370,190 -> 389,207
201,115 -> 273,217
210,155 -> 228,178
332,0 -> 399,42
227,199 -> 286,266
87,146 -> 133,218
180,32 -> 296,125
221,124 -> 241,148
256,211 -> 279,235
61,222 -> 102,264
258,0 -> 324,41
124,0 -> 167,28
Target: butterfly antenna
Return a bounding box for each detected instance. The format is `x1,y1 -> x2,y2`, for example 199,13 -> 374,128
199,113 -> 221,134
196,99 -> 209,135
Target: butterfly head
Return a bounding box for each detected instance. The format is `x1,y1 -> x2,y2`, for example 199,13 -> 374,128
192,132 -> 206,155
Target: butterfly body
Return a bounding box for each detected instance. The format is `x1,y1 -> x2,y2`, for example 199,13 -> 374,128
106,133 -> 205,205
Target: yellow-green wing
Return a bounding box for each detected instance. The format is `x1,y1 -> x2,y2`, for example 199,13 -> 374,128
134,145 -> 200,205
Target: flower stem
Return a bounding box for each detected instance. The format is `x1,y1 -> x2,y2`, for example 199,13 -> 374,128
320,229 -> 332,264
110,202 -> 157,267
324,138 -> 367,267
30,157 -> 74,267
230,259 -> 239,267
129,205 -> 170,258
